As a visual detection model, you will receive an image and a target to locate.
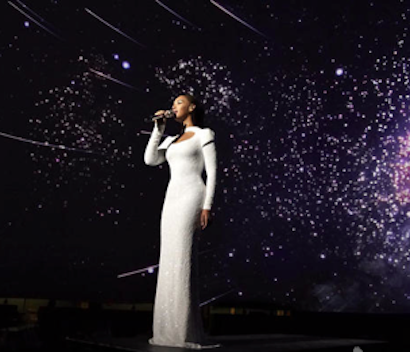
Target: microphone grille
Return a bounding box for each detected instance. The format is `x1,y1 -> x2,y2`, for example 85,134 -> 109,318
164,110 -> 174,118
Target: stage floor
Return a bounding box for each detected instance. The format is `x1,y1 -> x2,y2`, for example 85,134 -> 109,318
67,334 -> 389,352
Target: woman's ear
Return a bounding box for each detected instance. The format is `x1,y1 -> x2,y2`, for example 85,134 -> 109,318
189,104 -> 196,112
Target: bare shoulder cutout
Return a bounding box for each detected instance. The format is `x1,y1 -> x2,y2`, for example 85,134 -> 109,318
174,131 -> 195,144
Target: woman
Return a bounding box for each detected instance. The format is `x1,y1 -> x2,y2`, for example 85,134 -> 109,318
144,94 -> 218,348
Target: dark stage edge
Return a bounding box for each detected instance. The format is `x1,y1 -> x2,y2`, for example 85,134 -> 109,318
66,334 -> 389,352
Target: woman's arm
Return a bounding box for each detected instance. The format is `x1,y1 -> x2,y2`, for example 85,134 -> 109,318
201,129 -> 217,229
144,122 -> 167,166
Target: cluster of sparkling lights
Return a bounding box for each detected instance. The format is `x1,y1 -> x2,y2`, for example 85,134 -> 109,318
394,133 -> 410,205
29,54 -> 131,220
155,58 -> 240,123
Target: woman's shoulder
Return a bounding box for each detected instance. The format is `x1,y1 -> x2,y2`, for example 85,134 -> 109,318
191,126 -> 215,134
198,127 -> 215,146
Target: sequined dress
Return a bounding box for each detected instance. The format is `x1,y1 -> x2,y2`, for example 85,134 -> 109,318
144,124 -> 217,349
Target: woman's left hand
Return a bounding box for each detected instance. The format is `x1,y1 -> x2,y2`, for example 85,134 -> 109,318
200,209 -> 212,230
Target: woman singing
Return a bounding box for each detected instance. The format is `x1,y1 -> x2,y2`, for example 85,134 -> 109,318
144,94 -> 218,348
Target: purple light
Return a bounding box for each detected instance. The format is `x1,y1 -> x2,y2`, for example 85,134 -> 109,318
335,68 -> 344,76
24,21 -> 30,27
122,61 -> 130,69
113,54 -> 119,60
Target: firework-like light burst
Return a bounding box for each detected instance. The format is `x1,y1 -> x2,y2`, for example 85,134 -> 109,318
250,39 -> 410,271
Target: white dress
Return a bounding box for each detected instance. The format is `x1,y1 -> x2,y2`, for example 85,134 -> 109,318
144,124 -> 217,349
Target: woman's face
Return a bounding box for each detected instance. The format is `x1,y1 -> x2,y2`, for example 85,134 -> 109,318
172,95 -> 194,122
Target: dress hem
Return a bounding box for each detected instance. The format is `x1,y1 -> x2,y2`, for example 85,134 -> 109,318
149,337 -> 221,349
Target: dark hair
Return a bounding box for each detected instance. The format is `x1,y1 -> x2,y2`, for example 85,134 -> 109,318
182,94 -> 205,128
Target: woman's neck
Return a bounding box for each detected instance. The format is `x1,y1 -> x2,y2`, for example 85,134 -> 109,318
183,115 -> 194,128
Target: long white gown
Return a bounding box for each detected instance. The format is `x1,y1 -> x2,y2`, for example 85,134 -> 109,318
144,124 -> 217,349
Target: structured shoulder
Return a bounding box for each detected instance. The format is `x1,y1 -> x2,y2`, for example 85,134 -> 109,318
200,128 -> 215,147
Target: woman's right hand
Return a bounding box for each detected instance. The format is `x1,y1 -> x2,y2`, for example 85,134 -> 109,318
154,110 -> 167,129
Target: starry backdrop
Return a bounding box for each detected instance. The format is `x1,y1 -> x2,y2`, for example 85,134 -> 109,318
1,0 -> 410,313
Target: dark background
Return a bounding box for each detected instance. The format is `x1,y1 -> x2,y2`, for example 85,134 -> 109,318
1,0 -> 410,313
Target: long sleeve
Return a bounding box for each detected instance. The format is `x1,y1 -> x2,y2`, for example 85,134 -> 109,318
201,129 -> 217,210
144,123 -> 167,166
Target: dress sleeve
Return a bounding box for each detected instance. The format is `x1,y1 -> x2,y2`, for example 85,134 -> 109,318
201,128 -> 217,210
144,123 -> 169,166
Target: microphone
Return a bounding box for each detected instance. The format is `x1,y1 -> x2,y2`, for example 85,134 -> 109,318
145,110 -> 175,123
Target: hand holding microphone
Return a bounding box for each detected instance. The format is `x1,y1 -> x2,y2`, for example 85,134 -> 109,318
152,109 -> 175,121
151,110 -> 170,132
144,109 -> 175,124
